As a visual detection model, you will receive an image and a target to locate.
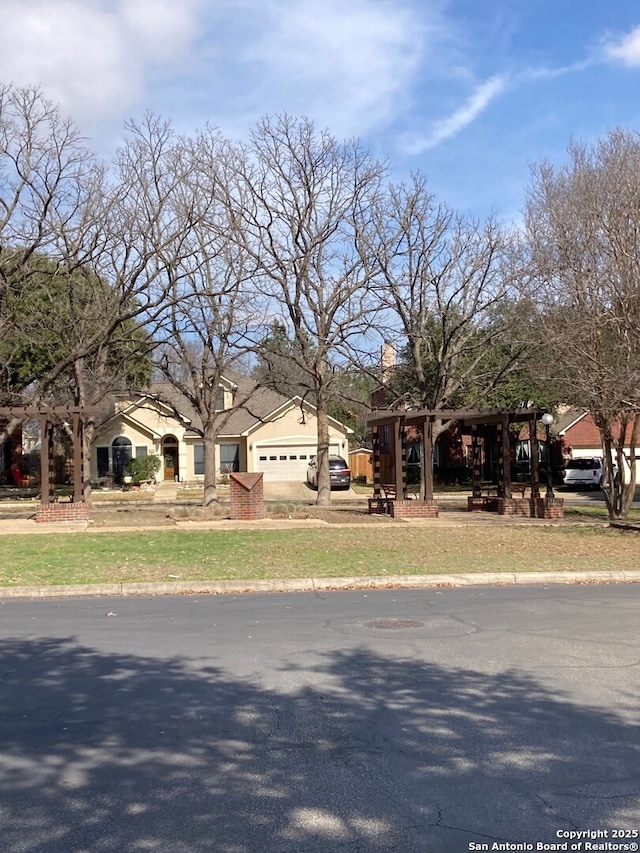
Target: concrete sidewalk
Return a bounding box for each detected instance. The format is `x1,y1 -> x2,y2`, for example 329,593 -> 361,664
0,505 -> 613,536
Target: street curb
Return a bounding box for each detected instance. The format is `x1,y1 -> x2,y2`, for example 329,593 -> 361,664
1,570 -> 640,600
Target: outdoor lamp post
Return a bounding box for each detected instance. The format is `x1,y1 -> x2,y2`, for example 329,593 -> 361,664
541,412 -> 554,500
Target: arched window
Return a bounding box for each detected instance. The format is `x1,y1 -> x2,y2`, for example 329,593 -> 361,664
111,436 -> 132,476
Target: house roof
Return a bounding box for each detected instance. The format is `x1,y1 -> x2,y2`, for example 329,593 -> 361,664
146,378 -> 292,436
95,376 -> 353,439
554,407 -> 588,434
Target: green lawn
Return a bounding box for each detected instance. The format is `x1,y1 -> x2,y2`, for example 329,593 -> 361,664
1,524 -> 638,587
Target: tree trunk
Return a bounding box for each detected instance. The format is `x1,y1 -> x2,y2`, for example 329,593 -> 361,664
72,357 -> 93,507
598,413 -> 639,519
81,420 -> 94,508
203,422 -> 219,507
315,380 -> 331,506
617,414 -> 639,519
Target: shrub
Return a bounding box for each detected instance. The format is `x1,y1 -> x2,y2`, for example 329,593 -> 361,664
125,454 -> 162,484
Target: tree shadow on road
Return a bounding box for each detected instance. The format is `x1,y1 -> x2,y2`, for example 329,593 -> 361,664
0,638 -> 638,852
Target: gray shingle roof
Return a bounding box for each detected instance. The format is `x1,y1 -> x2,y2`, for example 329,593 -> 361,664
147,378 -> 293,437
555,407 -> 587,434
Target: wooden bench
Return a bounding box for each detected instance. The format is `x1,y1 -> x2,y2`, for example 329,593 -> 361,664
483,483 -> 529,508
368,484 -> 398,514
368,484 -> 419,514
477,483 -> 529,499
473,483 -> 496,508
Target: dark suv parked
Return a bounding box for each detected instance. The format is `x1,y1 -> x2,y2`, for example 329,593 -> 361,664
306,455 -> 351,490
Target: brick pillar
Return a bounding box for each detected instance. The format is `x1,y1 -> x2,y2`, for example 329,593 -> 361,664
230,473 -> 265,521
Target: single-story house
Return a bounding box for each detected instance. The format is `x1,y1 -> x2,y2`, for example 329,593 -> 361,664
555,408 -> 602,459
90,378 -> 353,483
555,407 -> 640,475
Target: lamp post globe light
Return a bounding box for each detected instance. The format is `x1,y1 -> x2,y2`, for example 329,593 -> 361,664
541,413 -> 554,499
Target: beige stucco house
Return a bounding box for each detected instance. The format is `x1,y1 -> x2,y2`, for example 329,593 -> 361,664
91,378 -> 353,483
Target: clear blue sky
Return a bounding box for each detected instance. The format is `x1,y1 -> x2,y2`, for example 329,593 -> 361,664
3,0 -> 640,224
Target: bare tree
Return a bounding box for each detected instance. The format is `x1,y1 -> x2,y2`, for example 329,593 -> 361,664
365,173 -> 520,440
232,116 -> 385,505
61,114 -> 203,502
0,94 -> 200,501
0,84 -> 99,448
525,129 -> 640,519
153,128 -> 263,507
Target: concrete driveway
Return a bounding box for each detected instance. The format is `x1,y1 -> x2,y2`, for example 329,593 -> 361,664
262,480 -> 360,501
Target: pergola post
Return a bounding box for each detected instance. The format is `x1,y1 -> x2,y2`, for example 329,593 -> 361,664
421,416 -> 434,500
372,426 -> 382,498
471,425 -> 483,497
530,416 -> 541,500
73,412 -> 84,504
39,414 -> 53,505
497,415 -> 512,499
394,415 -> 405,497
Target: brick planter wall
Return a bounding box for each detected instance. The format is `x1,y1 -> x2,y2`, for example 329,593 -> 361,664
35,502 -> 89,523
534,497 -> 564,519
229,473 -> 265,521
367,497 -> 389,515
497,498 -> 535,517
390,499 -> 439,519
467,496 -> 487,512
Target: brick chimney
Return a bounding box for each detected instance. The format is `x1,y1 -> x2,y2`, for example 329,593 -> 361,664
381,342 -> 397,384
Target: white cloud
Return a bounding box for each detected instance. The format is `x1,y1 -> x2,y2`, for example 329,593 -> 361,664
605,25 -> 640,66
400,74 -> 507,154
232,0 -> 428,138
0,0 -> 203,122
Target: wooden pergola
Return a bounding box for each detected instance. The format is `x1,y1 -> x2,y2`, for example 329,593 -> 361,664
366,407 -> 563,519
0,406 -> 98,506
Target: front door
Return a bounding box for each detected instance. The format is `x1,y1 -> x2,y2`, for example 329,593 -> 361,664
162,436 -> 179,481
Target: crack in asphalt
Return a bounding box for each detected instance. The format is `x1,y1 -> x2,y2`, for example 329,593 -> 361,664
428,800 -> 510,842
535,792 -> 580,829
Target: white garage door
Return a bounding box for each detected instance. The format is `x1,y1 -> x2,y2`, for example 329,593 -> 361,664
257,444 -> 341,481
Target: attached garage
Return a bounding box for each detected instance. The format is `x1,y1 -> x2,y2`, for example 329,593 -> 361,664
255,442 -> 342,482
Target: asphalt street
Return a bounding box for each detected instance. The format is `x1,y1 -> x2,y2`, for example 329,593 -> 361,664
1,584 -> 639,852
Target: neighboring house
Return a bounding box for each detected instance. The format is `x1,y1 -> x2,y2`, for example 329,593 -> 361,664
90,377 -> 353,483
555,408 -> 601,460
0,422 -> 22,485
555,407 -> 640,475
